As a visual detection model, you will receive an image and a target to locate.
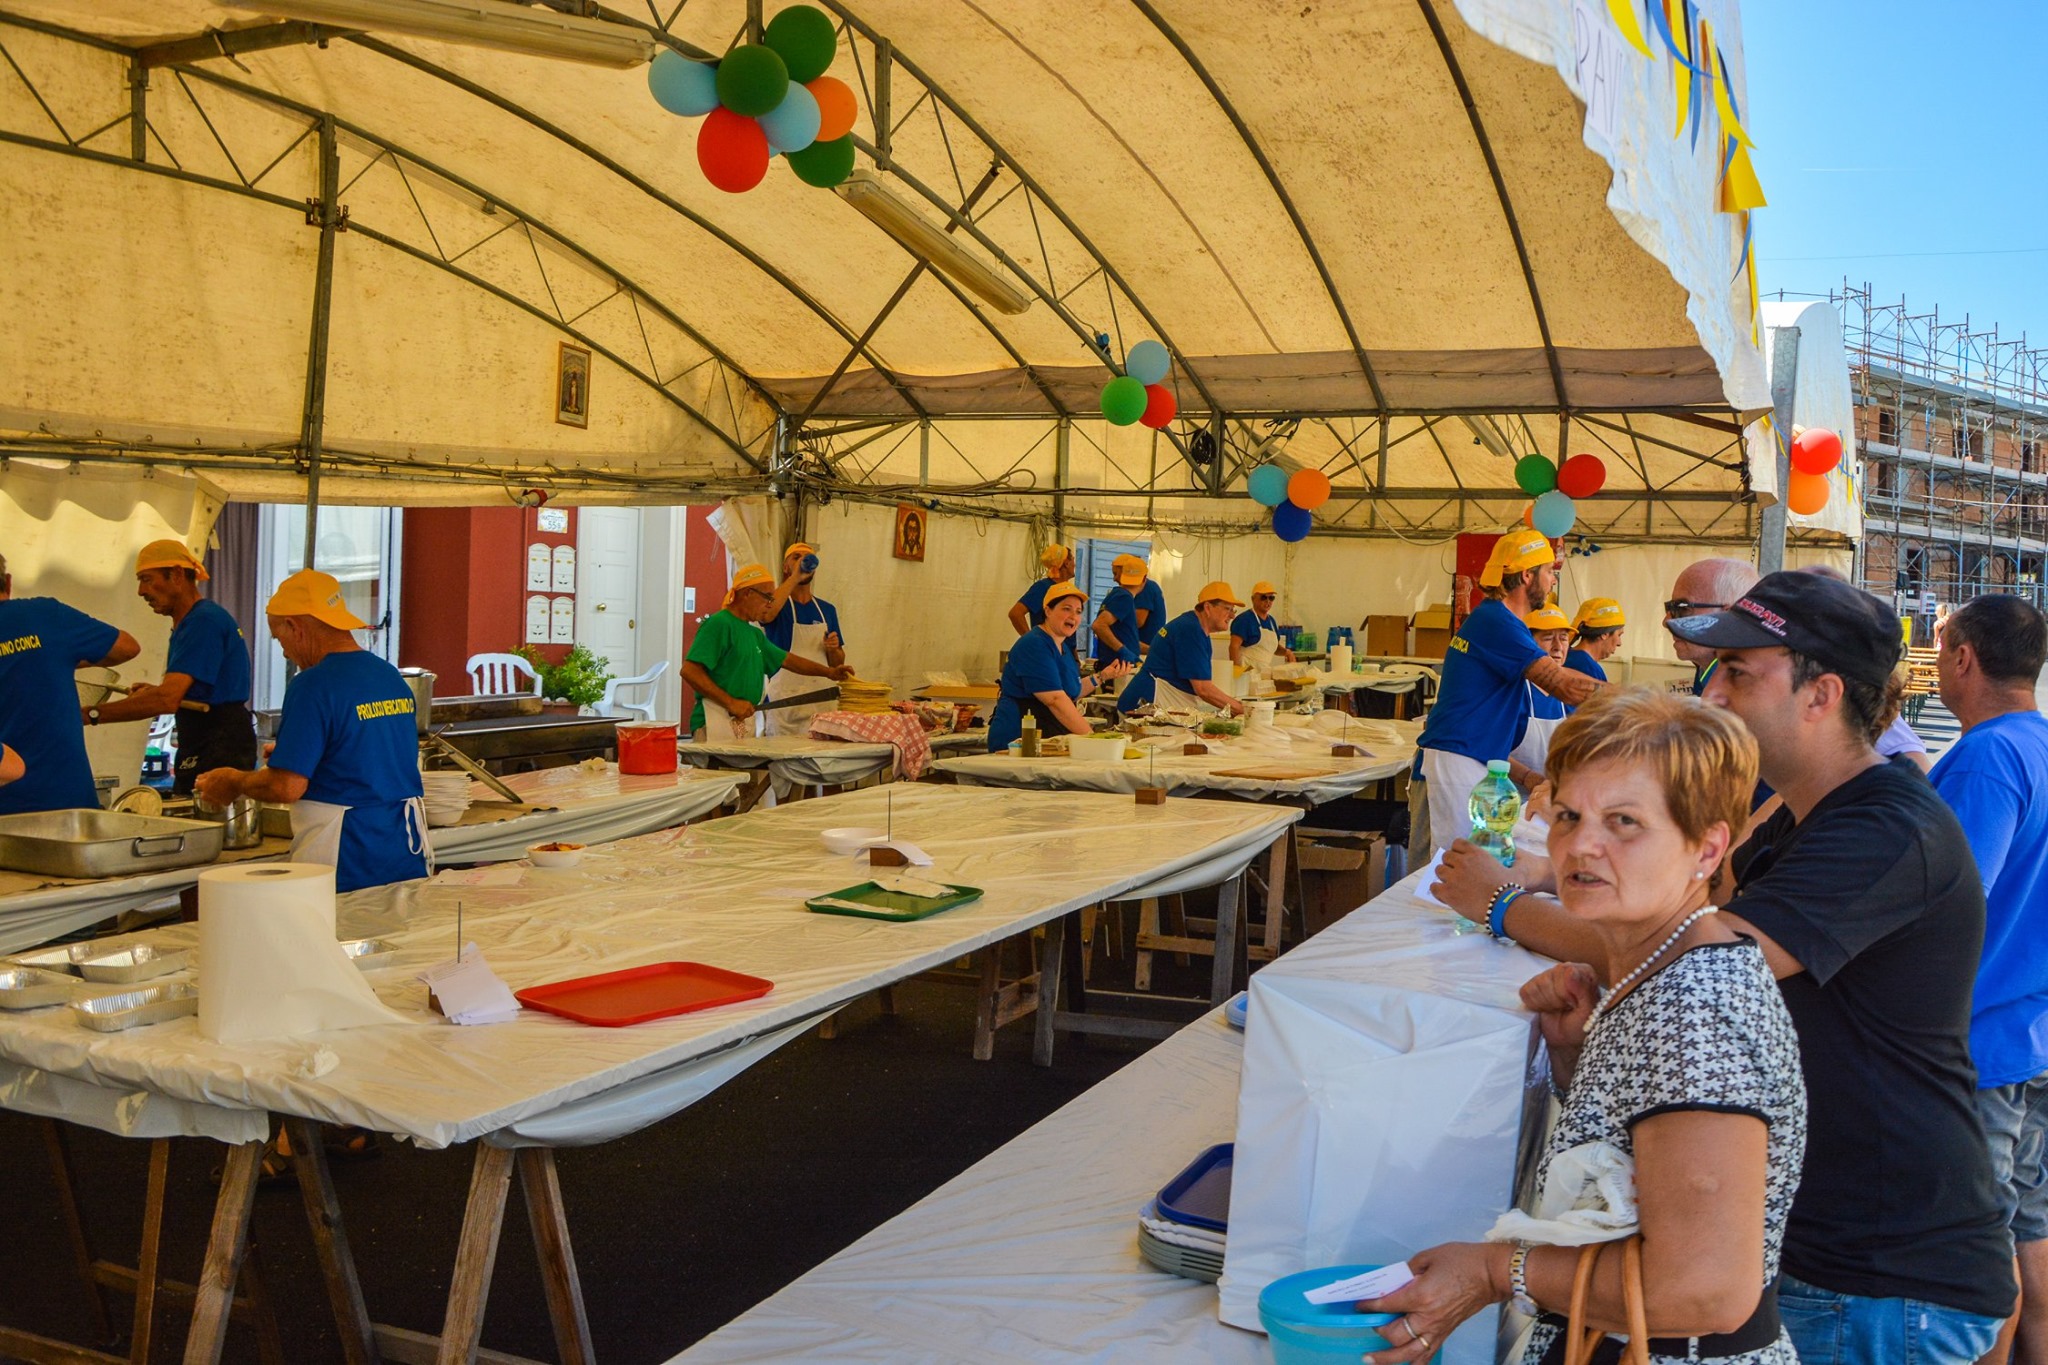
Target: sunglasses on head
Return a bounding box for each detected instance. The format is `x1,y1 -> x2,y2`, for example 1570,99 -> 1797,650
1662,599 -> 1724,616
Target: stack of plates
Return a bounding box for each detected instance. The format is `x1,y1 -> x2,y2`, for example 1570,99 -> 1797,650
422,771 -> 472,828
836,678 -> 893,714
1138,1143 -> 1232,1283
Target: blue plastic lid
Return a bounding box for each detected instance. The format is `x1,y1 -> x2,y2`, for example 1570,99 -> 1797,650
1258,1265 -> 1399,1328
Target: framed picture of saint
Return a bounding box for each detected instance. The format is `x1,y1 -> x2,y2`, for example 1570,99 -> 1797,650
555,343 -> 591,428
893,504 -> 927,562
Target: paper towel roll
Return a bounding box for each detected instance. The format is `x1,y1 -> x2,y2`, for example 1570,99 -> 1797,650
1329,644 -> 1354,675
199,862 -> 409,1044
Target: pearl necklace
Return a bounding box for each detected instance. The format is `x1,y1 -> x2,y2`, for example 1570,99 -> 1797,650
1583,905 -> 1718,1035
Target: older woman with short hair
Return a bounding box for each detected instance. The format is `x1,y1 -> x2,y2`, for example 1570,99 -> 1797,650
1359,687 -> 1807,1365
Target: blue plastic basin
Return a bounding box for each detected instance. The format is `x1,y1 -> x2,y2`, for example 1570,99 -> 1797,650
1258,1265 -> 1442,1364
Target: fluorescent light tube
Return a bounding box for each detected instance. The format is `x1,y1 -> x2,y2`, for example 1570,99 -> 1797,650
834,171 -> 1033,316
222,0 -> 659,67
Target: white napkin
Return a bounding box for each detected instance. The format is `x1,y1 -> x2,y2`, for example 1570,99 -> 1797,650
1414,849 -> 1450,908
1486,1140 -> 1639,1246
417,946 -> 522,1026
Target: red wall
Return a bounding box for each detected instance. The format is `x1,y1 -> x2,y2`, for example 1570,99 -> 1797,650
399,506 -> 577,695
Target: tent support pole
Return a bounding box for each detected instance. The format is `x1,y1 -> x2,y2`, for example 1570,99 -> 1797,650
126,60 -> 145,161
1370,417 -> 1389,530
1053,419 -> 1069,534
1758,326 -> 1799,574
299,114 -> 339,571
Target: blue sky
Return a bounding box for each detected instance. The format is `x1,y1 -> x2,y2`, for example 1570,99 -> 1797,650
1744,1 -> 2048,343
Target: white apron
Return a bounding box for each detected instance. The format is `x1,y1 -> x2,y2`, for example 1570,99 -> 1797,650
291,796 -> 432,877
1152,678 -> 1209,714
1509,681 -> 1566,776
1241,620 -> 1281,673
764,603 -> 831,737
698,699 -> 749,741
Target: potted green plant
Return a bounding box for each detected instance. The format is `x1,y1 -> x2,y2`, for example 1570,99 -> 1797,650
515,644 -> 614,714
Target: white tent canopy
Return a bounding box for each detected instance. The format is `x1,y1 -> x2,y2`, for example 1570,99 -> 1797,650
0,0 -> 1812,544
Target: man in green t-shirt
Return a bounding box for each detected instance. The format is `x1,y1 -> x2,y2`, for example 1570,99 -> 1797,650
684,562 -> 854,738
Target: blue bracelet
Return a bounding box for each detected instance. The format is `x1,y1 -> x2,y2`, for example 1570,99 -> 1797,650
1489,885 -> 1525,941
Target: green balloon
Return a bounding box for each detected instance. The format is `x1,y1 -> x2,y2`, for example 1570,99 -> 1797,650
1101,376 -> 1147,426
1514,454 -> 1558,495
716,44 -> 788,117
788,133 -> 853,187
763,5 -> 837,84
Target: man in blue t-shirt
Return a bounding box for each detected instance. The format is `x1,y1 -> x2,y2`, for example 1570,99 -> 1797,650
1117,582 -> 1248,717
1932,594 -> 2048,1362
759,542 -> 851,737
1229,581 -> 1295,666
1564,598 -> 1624,682
0,550 -> 140,815
195,569 -> 427,894
1091,554 -> 1150,664
1414,528 -> 1602,855
86,540 -> 258,794
1010,544 -> 1080,661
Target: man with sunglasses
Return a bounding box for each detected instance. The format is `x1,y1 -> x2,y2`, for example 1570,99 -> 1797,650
1228,581 -> 1294,668
1663,557 -> 1760,694
682,563 -> 853,740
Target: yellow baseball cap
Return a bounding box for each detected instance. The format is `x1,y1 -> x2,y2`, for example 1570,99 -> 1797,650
1251,580 -> 1278,597
135,539 -> 209,581
1042,579 -> 1086,609
1112,553 -> 1147,586
266,568 -> 365,629
1573,598 -> 1626,631
1490,528 -> 1554,576
730,563 -> 773,592
783,542 -> 816,561
1523,605 -> 1571,632
1197,580 -> 1245,608
1040,543 -> 1071,571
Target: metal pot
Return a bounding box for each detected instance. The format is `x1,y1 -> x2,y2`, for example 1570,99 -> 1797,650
398,667 -> 436,735
195,794 -> 263,850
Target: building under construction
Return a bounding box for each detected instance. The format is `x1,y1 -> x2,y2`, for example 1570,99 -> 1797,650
1835,283 -> 2048,639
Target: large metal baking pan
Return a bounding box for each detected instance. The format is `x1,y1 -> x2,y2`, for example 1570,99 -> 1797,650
0,809 -> 224,879
0,966 -> 81,1010
70,982 -> 199,1032
73,943 -> 191,984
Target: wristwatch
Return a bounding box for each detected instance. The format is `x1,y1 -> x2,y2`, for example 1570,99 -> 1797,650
1508,1241 -> 1539,1317
86,706 -> 101,725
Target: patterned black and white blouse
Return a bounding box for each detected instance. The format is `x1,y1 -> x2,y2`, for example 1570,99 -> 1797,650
1520,937 -> 1807,1365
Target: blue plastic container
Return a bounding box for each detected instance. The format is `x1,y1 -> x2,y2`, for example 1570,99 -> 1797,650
1258,1265 -> 1442,1364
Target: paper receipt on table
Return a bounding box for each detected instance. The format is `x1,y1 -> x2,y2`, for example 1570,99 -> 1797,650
1302,1261 -> 1415,1305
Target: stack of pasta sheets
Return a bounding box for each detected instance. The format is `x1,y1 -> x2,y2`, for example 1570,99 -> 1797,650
836,678 -> 893,714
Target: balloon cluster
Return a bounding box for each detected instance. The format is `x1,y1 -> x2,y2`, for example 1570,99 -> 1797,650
1099,340 -> 1178,430
1785,427 -> 1842,516
1513,453 -> 1606,538
646,6 -> 858,194
1248,465 -> 1331,543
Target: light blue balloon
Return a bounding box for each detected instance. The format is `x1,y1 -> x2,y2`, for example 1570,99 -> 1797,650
1532,489 -> 1576,538
760,81 -> 821,155
1248,464 -> 1291,507
649,50 -> 720,116
1125,339 -> 1170,387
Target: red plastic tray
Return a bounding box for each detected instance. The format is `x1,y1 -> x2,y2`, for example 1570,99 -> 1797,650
514,961 -> 773,1026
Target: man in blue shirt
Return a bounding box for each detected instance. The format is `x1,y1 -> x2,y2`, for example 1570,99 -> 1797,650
1010,544 -> 1080,661
86,540 -> 258,794
1414,528 -> 1601,855
1933,594 -> 2048,1364
759,541 -> 850,736
1131,560 -> 1168,651
0,550 -> 139,815
195,569 -> 426,894
1091,554 -> 1149,664
1229,580 -> 1295,667
1662,558 -> 1760,695
1117,581 -> 1248,717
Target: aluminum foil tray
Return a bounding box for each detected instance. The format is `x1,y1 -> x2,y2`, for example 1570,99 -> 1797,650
339,937 -> 397,969
0,966 -> 81,1010
73,944 -> 191,984
71,982 -> 199,1032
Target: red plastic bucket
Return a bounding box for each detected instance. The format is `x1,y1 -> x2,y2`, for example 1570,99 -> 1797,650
616,721 -> 679,774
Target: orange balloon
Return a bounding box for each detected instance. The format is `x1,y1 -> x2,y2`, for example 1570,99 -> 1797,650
1787,470 -> 1830,516
809,76 -> 857,142
1522,503 -> 1535,528
1287,468 -> 1331,511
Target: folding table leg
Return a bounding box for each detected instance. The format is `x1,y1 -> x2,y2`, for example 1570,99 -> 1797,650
40,1119 -> 118,1348
284,1119 -> 379,1365
1132,898 -> 1159,991
132,1138 -> 170,1364
1261,832 -> 1289,956
1032,913 -> 1067,1067
1209,872 -> 1245,1005
436,1145 -> 515,1365
181,1138 -> 263,1365
517,1149 -> 594,1365
972,946 -> 1002,1061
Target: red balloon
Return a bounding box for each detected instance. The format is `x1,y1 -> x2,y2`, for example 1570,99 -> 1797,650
697,107 -> 768,193
1790,427 -> 1843,477
1787,470 -> 1830,516
1556,453 -> 1607,499
808,76 -> 857,142
1138,384 -> 1177,430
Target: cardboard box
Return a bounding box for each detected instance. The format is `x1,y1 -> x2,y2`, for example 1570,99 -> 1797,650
1364,614 -> 1407,657
1297,832 -> 1387,937
1410,603 -> 1454,659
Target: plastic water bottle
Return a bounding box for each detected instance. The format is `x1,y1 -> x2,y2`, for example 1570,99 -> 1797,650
1468,759 -> 1521,866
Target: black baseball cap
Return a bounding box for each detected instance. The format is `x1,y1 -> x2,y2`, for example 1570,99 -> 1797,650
1665,570 -> 1902,688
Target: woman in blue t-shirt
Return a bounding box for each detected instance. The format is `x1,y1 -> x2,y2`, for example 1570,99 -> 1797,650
1566,597 -> 1626,681
988,581 -> 1133,751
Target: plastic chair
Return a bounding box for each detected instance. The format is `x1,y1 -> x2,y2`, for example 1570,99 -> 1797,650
598,660 -> 668,721
466,652 -> 543,697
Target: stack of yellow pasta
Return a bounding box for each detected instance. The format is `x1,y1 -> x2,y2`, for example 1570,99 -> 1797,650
836,678 -> 894,714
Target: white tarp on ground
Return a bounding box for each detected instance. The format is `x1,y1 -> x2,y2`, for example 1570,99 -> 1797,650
0,786 -> 1292,1147
0,0 -> 1777,523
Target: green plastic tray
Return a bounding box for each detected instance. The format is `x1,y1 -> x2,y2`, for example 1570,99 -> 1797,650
805,880 -> 984,921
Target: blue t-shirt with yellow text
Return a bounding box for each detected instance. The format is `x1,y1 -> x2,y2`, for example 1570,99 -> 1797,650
1118,611 -> 1215,712
1418,598 -> 1547,763
0,597 -> 121,815
269,649 -> 427,893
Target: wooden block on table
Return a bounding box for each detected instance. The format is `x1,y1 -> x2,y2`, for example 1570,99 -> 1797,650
867,845 -> 909,867
1134,787 -> 1168,805
1182,742 -> 1209,756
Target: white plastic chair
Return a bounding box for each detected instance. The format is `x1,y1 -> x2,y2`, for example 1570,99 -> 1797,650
598,660 -> 668,721
466,652 -> 543,697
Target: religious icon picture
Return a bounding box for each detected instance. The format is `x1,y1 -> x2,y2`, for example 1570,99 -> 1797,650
893,504 -> 927,562
555,343 -> 591,428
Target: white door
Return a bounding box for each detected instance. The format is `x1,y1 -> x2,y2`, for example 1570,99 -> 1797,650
254,504 -> 404,711
576,508 -> 640,679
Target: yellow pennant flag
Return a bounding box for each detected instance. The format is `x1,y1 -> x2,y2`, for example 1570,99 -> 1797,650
1606,0 -> 1655,58
1704,21 -> 1755,148
1719,141 -> 1767,212
1668,0 -> 1691,139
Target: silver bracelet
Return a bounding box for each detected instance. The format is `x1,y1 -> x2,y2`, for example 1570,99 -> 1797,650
1509,1241 -> 1539,1317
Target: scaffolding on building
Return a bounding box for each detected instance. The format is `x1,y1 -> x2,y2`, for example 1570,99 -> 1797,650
1822,281 -> 2048,631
